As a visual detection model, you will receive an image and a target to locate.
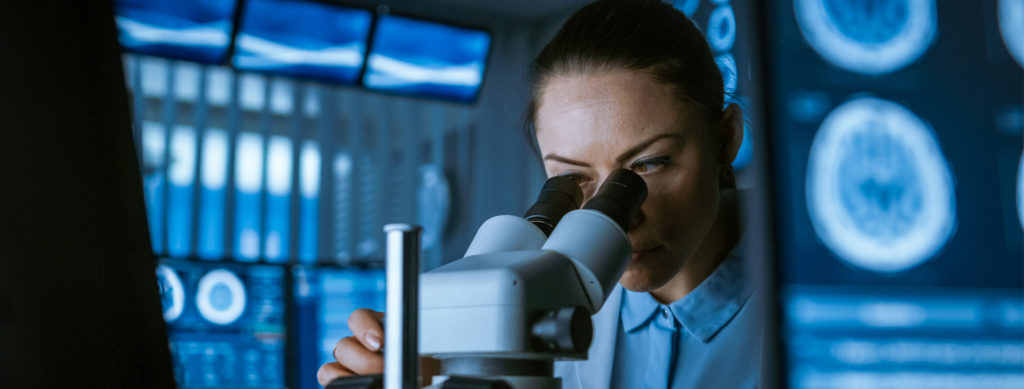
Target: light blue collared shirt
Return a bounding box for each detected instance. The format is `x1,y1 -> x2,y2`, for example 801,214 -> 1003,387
609,255 -> 760,388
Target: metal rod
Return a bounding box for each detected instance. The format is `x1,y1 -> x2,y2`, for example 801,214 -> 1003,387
383,223 -> 421,389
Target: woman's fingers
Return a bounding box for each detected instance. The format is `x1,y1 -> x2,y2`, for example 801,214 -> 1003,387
316,362 -> 355,387
333,336 -> 385,375
348,308 -> 385,352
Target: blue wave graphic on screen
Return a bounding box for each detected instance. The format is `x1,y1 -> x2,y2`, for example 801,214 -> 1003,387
114,0 -> 236,64
365,16 -> 491,102
234,0 -> 372,84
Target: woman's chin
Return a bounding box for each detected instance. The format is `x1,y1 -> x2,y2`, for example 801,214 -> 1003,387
618,264 -> 672,292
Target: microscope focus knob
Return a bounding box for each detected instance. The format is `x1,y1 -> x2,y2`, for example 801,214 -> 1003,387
530,306 -> 593,354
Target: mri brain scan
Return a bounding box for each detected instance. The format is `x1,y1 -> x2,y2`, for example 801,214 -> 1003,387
806,96 -> 956,273
794,0 -> 937,75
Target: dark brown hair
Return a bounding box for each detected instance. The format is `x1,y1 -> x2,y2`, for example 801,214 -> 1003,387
525,0 -> 724,142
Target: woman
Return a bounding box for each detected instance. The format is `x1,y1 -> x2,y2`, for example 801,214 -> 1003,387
318,0 -> 761,387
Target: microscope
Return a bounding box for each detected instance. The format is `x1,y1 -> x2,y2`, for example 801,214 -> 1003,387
329,169 -> 647,389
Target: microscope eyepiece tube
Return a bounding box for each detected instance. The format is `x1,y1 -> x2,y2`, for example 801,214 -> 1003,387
582,169 -> 648,230
523,175 -> 585,236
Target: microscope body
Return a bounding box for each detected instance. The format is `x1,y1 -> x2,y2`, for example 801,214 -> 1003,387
419,209 -> 633,388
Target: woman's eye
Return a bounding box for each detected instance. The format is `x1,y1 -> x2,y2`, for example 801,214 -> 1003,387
629,156 -> 670,173
557,172 -> 588,184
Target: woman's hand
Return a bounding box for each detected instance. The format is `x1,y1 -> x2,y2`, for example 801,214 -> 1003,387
316,308 -> 385,386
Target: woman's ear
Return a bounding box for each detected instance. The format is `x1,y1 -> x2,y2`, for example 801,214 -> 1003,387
719,103 -> 744,165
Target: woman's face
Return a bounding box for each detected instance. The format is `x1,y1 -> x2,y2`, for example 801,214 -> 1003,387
535,69 -> 727,292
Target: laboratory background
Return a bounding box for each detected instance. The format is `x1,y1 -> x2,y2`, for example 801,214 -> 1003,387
1,0 -> 1021,388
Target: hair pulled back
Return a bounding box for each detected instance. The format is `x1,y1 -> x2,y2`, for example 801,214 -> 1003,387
526,0 -> 724,138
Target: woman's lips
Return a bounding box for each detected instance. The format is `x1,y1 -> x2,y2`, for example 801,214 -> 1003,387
630,246 -> 661,263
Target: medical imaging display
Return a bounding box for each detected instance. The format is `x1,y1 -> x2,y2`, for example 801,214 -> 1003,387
363,15 -> 491,102
805,96 -> 956,273
155,259 -> 286,388
765,1 -> 1024,388
113,0 -> 238,64
292,267 -> 385,389
793,0 -> 937,75
233,0 -> 373,84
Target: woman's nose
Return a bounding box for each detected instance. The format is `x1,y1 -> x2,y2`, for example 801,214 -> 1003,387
628,208 -> 645,230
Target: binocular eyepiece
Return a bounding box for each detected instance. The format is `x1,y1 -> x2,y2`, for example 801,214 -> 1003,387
524,169 -> 648,235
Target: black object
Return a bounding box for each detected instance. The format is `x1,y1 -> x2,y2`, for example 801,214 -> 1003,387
523,175 -> 585,236
530,306 -> 593,354
582,169 -> 648,230
0,1 -> 175,388
327,374 -> 384,389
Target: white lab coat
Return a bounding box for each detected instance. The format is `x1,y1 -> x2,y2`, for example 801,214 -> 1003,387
553,284 -> 624,389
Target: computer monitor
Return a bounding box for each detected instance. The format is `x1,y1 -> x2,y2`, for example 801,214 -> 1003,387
760,1 -> 1024,388
233,0 -> 373,84
156,259 -> 288,388
113,0 -> 239,64
1,1 -> 175,387
363,14 -> 491,103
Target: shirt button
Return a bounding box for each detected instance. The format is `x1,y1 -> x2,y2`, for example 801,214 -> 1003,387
660,307 -> 670,318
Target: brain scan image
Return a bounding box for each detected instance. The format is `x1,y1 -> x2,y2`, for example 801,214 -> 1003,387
156,264 -> 185,322
1001,0 -> 1024,68
794,0 -> 937,75
196,269 -> 247,325
806,97 -> 956,273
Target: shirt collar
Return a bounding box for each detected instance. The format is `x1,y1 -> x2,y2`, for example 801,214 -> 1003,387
619,254 -> 753,342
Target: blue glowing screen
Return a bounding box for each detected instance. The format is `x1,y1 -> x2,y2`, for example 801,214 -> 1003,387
794,0 -> 936,75
363,15 -> 491,102
233,0 -> 372,84
113,0 -> 237,64
766,1 -> 1024,387
155,259 -> 286,388
293,267 -> 385,389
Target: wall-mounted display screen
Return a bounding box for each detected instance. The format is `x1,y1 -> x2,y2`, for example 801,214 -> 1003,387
763,0 -> 1024,387
363,15 -> 491,102
233,0 -> 373,84
113,0 -> 238,64
156,259 -> 287,388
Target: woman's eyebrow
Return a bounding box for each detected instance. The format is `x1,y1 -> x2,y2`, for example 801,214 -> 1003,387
614,133 -> 682,164
543,154 -> 590,167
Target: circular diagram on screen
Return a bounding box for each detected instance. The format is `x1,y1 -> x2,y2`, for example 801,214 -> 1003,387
156,265 -> 184,322
707,4 -> 737,52
1001,0 -> 1024,68
794,0 -> 937,75
806,96 -> 956,273
195,269 -> 247,325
